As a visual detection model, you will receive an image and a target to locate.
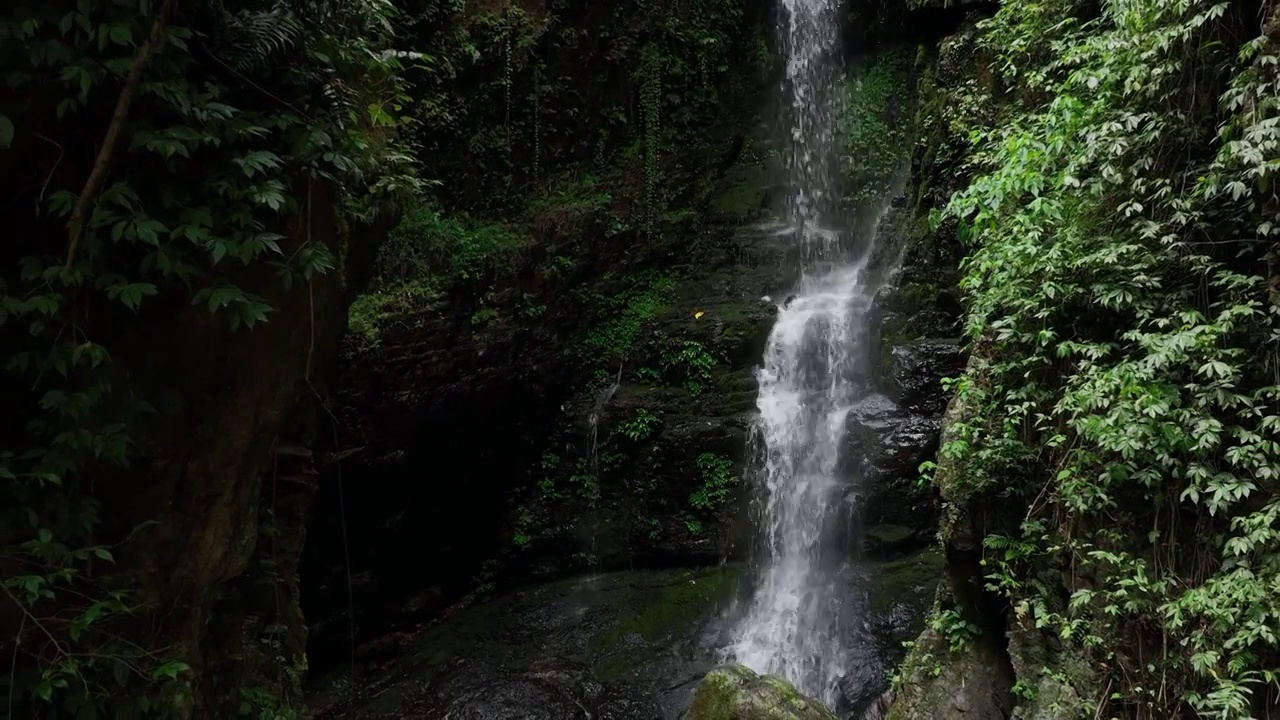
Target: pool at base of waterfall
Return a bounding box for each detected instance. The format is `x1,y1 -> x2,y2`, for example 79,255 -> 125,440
307,550 -> 940,720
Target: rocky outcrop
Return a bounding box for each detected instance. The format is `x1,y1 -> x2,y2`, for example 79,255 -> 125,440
120,182 -> 395,718
886,627 -> 1015,720
845,338 -> 964,555
687,665 -> 840,720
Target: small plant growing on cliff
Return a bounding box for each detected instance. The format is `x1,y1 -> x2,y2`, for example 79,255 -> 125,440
470,307 -> 499,327
931,608 -> 980,653
581,272 -> 675,368
569,458 -> 600,505
661,340 -> 718,396
618,409 -> 663,442
511,506 -> 539,550
689,453 -> 736,511
240,686 -> 302,719
635,366 -> 663,385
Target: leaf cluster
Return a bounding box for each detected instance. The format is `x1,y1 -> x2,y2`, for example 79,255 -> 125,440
1,0 -> 419,715
938,0 -> 1280,715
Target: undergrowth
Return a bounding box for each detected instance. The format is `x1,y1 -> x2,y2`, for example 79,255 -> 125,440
936,0 -> 1280,716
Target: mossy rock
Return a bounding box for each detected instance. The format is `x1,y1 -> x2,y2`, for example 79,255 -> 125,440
712,159 -> 777,221
867,545 -> 944,618
886,627 -> 1015,720
687,665 -> 838,720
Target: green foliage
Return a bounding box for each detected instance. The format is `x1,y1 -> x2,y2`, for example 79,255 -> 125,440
639,43 -> 664,232
348,198 -> 526,347
836,49 -> 913,211
930,608 -> 980,653
346,280 -> 438,351
580,272 -> 676,368
375,198 -> 525,287
511,506 -> 537,550
239,685 -> 300,720
0,0 -> 417,715
660,340 -> 719,397
526,173 -> 613,219
937,0 -> 1280,715
689,453 -> 736,512
617,409 -> 663,443
401,0 -> 759,216
569,457 -> 601,506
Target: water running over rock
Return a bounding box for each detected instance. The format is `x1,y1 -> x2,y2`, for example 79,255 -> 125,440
724,0 -> 882,709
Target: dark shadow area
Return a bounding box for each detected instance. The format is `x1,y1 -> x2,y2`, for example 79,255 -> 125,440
843,0 -> 996,56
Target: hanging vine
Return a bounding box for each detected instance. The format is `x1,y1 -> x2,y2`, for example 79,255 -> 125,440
503,3 -> 514,186
532,63 -> 542,187
639,43 -> 663,233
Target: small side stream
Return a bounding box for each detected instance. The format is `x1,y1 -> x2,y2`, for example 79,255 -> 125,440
310,552 -> 939,719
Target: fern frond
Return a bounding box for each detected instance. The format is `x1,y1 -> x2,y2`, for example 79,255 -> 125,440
217,1 -> 304,72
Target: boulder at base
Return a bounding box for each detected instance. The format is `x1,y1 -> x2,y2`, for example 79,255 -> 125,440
687,665 -> 838,720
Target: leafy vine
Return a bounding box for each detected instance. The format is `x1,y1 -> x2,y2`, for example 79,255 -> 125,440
938,0 -> 1280,715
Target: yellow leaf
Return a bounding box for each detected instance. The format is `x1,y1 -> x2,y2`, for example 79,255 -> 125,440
694,311 -> 705,320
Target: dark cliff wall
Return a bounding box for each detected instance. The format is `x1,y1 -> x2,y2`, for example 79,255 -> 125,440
105,184 -> 395,717
301,0 -> 782,673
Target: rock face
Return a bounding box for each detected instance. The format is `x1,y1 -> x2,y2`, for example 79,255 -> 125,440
850,191 -> 967,558
310,566 -> 745,719
686,665 -> 839,720
303,0 -> 979,699
845,338 -> 964,555
300,16 -> 784,668
880,13 -> 1026,720
887,628 -> 1015,720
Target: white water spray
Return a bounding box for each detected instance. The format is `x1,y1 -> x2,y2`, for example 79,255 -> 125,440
724,0 -> 878,709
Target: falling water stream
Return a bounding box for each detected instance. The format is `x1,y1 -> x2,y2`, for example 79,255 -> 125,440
724,0 -> 879,710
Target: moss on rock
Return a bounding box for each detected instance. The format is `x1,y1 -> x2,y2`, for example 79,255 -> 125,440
687,665 -> 839,720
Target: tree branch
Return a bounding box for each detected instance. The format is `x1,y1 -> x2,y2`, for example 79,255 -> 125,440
65,0 -> 177,270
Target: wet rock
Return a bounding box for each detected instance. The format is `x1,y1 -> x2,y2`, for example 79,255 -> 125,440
840,331 -> 963,554
310,555 -> 945,720
865,547 -> 944,649
886,628 -> 1015,720
843,394 -> 938,545
425,659 -> 603,720
309,567 -> 748,719
686,665 -> 839,720
889,339 -> 964,414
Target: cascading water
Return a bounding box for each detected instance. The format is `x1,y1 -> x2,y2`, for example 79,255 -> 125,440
724,0 -> 880,710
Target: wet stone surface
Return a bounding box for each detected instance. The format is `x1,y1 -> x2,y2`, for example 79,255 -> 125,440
309,558 -> 940,720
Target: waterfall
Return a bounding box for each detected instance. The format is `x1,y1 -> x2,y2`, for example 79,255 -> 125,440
724,0 -> 878,710
584,364 -> 623,565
